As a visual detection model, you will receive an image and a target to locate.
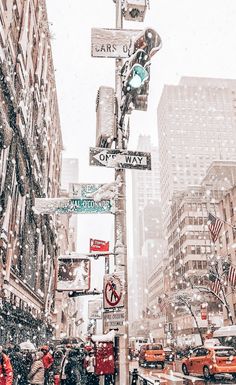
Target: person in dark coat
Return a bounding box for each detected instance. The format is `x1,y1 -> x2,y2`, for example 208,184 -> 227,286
52,350 -> 64,385
9,345 -> 24,385
65,350 -> 81,385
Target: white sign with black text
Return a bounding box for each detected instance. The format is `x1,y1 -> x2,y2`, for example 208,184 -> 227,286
103,311 -> 125,335
91,28 -> 141,58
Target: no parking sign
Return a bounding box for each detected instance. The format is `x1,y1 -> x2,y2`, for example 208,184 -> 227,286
103,272 -> 124,309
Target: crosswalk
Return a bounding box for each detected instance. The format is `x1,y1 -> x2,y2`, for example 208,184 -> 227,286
140,370 -> 202,383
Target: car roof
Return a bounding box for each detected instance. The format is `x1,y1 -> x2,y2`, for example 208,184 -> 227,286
195,345 -> 234,350
211,346 -> 235,350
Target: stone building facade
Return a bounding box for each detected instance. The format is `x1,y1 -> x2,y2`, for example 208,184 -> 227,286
0,0 -> 63,344
206,162 -> 236,324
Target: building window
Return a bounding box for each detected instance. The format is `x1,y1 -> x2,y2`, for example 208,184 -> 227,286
234,303 -> 236,318
196,246 -> 201,254
233,228 -> 236,240
223,208 -> 227,222
230,201 -> 234,217
226,231 -> 229,245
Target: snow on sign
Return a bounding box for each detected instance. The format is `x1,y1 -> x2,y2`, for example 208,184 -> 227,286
104,272 -> 124,309
68,183 -> 103,198
89,147 -> 151,170
91,28 -> 141,58
34,197 -> 112,214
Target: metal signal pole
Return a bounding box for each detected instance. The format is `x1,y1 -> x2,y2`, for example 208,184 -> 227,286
114,1 -> 129,385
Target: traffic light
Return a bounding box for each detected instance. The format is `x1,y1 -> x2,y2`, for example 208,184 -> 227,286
122,49 -> 149,94
132,27 -> 162,57
120,28 -> 161,114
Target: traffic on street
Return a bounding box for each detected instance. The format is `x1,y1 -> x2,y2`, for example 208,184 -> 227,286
130,361 -> 236,385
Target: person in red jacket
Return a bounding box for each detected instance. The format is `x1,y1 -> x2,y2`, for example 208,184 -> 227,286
40,346 -> 54,385
0,348 -> 13,385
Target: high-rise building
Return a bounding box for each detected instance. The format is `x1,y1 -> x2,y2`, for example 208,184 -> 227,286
130,135 -> 162,329
158,77 -> 236,225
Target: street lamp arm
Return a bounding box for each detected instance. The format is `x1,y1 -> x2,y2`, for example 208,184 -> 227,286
195,285 -> 225,305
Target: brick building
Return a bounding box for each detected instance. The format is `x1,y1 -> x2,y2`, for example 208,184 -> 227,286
0,0 -> 63,344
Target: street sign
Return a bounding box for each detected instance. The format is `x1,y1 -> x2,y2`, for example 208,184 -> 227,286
103,310 -> 125,335
89,147 -> 151,170
91,28 -> 141,58
88,299 -> 103,319
34,197 -> 113,214
57,257 -> 90,292
104,272 -> 124,309
68,290 -> 101,297
68,183 -> 104,198
90,239 -> 109,252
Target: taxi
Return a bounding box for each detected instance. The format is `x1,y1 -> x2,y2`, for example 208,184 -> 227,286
182,346 -> 236,379
139,343 -> 165,368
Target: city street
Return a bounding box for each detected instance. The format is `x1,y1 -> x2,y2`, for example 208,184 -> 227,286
1,1 -> 236,385
130,361 -> 236,385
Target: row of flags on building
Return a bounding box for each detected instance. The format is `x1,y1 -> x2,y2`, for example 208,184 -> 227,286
210,264 -> 236,295
207,212 -> 236,294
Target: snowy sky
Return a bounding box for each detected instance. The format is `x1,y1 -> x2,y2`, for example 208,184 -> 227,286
45,0 -> 236,292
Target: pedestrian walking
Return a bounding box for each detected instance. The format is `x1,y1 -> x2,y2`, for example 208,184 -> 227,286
59,349 -> 68,385
40,346 -> 54,385
9,345 -> 24,385
0,346 -> 13,385
64,349 -> 81,385
28,351 -> 44,385
84,351 -> 99,385
52,350 -> 63,385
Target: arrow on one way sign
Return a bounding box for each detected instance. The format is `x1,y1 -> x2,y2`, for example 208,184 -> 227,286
89,147 -> 151,170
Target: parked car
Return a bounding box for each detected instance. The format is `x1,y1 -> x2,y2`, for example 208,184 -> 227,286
214,325 -> 236,349
164,347 -> 175,362
182,345 -> 236,379
139,343 -> 165,368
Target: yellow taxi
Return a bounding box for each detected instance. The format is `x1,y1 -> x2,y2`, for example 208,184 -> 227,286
182,346 -> 236,379
139,343 -> 165,368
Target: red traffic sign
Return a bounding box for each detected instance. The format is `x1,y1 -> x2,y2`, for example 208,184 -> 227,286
104,273 -> 124,309
90,239 -> 109,252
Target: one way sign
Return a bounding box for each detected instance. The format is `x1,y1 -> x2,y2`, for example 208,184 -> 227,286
89,147 -> 151,170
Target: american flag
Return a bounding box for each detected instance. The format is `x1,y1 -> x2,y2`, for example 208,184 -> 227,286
208,212 -> 223,243
228,265 -> 236,287
210,278 -> 221,296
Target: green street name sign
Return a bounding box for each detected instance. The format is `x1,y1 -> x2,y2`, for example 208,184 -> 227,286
34,197 -> 113,214
57,199 -> 112,214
